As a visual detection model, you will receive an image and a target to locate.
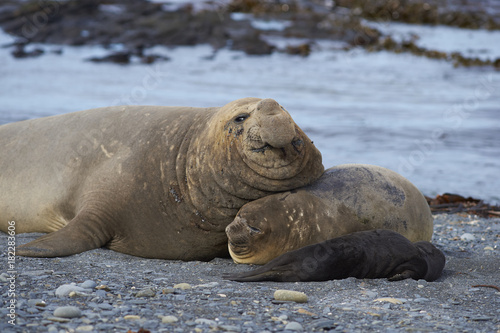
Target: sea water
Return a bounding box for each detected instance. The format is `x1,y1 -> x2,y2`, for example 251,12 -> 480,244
0,25 -> 499,204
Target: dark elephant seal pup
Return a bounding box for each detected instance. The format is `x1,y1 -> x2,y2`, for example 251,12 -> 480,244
226,164 -> 433,264
224,229 -> 445,282
0,97 -> 324,260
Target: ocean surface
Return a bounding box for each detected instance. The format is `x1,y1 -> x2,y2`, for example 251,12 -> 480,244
1,23 -> 499,204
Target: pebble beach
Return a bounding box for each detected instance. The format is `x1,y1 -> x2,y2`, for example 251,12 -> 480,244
1,213 -> 498,332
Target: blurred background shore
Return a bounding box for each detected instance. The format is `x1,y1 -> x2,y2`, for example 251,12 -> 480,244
0,0 -> 499,204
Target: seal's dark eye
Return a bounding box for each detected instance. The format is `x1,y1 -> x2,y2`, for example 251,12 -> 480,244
234,114 -> 249,123
248,226 -> 261,234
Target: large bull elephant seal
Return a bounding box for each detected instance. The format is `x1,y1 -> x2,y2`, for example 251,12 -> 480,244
0,98 -> 324,260
226,164 -> 433,264
224,229 -> 445,282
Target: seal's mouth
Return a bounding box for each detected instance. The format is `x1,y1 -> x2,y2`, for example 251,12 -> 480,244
251,138 -> 303,155
251,143 -> 272,153
228,242 -> 251,257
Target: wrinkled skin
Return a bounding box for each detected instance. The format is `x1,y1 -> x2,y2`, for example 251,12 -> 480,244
0,97 -> 324,260
224,229 -> 446,282
226,164 -> 433,264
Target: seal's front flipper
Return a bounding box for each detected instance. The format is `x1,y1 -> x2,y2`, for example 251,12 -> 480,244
223,263 -> 299,282
17,214 -> 112,257
387,270 -> 415,282
223,270 -> 283,282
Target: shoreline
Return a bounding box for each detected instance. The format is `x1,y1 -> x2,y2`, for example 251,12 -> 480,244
1,0 -> 499,67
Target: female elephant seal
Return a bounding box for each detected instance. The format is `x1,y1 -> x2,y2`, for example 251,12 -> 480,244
224,229 -> 445,282
0,98 -> 324,260
226,164 -> 433,264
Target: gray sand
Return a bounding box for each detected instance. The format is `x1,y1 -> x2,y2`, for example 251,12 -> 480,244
1,214 -> 499,332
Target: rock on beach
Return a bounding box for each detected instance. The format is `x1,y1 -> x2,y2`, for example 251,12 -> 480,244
274,290 -> 308,303
53,306 -> 82,318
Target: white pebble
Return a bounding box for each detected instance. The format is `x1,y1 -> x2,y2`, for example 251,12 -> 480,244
55,284 -> 88,297
460,233 -> 476,241
173,283 -> 192,290
162,315 -> 178,323
124,315 -> 141,320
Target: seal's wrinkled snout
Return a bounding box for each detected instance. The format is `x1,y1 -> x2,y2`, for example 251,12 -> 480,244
256,98 -> 297,149
226,216 -> 263,262
226,216 -> 261,242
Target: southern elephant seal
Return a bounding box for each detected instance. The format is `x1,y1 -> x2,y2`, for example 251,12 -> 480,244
224,229 -> 445,282
226,164 -> 433,264
0,98 -> 324,260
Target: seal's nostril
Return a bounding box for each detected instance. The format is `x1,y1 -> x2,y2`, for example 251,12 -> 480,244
291,138 -> 304,154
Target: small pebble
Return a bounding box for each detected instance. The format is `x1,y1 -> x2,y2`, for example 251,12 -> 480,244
96,285 -> 111,291
308,319 -> 336,330
285,321 -> 304,331
55,284 -> 89,297
274,290 -> 308,303
162,315 -> 178,324
373,298 -> 405,304
124,315 -> 141,320
27,299 -> 46,307
135,287 -> 156,297
414,297 -> 429,303
417,279 -> 427,286
53,306 -> 82,318
47,316 -> 71,323
79,280 -> 97,289
195,318 -> 217,327
174,283 -> 192,290
195,282 -> 219,288
460,233 -> 475,241
97,303 -> 114,310
162,288 -> 175,294
219,324 -> 241,331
